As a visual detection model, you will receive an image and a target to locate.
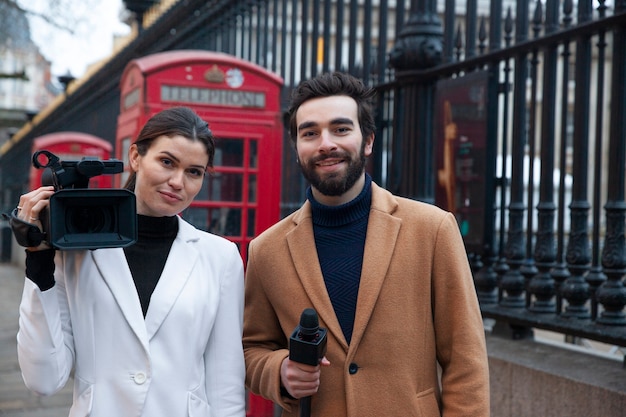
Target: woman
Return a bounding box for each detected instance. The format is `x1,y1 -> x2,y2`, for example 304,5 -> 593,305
14,107 -> 246,417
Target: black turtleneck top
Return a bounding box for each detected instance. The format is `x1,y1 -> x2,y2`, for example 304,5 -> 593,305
124,214 -> 178,317
307,174 -> 372,344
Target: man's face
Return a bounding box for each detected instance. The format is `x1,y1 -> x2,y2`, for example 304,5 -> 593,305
295,95 -> 373,202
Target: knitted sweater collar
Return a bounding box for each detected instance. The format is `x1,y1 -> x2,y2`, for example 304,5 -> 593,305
307,173 -> 372,227
136,214 -> 178,239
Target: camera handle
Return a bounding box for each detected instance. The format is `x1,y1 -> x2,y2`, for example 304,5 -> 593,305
32,150 -> 124,189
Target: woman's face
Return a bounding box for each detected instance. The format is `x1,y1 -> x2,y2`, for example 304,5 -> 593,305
129,134 -> 208,217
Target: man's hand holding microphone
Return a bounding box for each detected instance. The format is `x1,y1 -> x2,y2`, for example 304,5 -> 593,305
281,308 -> 330,417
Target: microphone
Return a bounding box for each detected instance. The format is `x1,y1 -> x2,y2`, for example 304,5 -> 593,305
289,308 -> 328,417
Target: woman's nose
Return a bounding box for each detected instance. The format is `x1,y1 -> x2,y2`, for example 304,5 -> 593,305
168,170 -> 184,188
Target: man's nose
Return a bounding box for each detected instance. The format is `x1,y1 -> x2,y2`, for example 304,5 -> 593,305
318,131 -> 337,151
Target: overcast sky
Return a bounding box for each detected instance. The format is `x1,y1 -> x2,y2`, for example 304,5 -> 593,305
26,0 -> 131,79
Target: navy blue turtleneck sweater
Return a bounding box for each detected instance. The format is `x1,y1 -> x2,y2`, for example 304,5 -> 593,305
307,174 -> 372,344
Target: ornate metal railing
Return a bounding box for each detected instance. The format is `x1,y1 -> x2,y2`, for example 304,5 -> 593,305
379,0 -> 626,350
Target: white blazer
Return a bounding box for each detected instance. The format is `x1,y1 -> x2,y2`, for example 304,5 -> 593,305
17,216 -> 246,417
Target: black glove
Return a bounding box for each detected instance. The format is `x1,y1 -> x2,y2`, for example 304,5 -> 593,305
2,208 -> 47,247
25,249 -> 56,291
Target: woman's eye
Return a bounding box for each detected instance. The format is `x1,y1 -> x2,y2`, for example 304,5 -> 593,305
161,158 -> 173,166
189,168 -> 204,177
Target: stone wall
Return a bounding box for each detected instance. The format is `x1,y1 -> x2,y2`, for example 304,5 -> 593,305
487,333 -> 626,417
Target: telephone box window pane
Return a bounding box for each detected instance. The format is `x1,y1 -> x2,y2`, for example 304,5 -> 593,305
121,137 -> 131,165
123,88 -> 140,110
182,207 -> 241,237
183,207 -> 209,232
195,180 -> 208,200
208,173 -> 243,202
247,209 -> 256,237
248,174 -> 257,203
214,138 -> 244,167
121,137 -> 131,186
208,207 -> 242,237
249,140 -> 258,168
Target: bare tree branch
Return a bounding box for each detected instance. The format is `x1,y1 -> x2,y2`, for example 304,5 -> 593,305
1,0 -> 104,38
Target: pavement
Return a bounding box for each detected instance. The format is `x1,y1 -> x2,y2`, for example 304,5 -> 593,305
0,261 -> 72,417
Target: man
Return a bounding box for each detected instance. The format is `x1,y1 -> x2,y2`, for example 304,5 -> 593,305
243,72 -> 490,416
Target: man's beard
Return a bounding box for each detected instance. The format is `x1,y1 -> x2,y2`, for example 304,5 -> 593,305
299,143 -> 366,196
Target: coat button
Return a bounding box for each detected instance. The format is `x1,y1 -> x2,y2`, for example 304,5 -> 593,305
348,363 -> 359,374
133,372 -> 147,384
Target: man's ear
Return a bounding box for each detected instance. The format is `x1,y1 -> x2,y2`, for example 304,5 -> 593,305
364,133 -> 375,156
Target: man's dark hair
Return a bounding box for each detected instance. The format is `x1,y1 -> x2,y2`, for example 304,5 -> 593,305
287,72 -> 376,144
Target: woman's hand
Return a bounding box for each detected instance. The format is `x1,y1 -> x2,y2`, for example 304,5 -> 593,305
16,186 -> 55,252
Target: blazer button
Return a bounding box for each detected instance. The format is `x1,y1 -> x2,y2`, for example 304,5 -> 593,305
348,363 -> 359,375
133,372 -> 147,384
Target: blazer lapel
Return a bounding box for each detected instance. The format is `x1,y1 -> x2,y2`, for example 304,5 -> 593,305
144,218 -> 198,339
349,185 -> 401,350
92,249 -> 149,352
287,205 -> 348,350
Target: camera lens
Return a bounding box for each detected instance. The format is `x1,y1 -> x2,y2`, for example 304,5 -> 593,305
49,188 -> 136,249
65,206 -> 113,234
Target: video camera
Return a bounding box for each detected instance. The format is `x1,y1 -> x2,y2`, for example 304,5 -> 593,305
28,150 -> 137,250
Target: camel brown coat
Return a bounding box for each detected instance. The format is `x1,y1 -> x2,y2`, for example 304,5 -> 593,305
243,182 -> 489,417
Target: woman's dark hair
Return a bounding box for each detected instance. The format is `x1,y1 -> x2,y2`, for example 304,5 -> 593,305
286,72 -> 376,144
123,106 -> 215,191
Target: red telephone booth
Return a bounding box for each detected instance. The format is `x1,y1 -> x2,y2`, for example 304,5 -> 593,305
117,50 -> 283,266
117,49 -> 281,417
30,132 -> 114,190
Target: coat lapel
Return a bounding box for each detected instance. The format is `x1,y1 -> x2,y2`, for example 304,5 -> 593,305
349,184 -> 401,351
91,248 -> 149,352
92,217 -> 199,349
287,204 -> 348,350
144,218 -> 198,339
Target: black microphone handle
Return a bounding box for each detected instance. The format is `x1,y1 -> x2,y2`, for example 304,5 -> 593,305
300,395 -> 312,417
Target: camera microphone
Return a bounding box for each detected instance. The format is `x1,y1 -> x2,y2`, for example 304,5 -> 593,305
289,308 -> 327,417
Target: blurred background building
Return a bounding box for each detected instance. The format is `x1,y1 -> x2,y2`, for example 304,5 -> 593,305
0,3 -> 58,148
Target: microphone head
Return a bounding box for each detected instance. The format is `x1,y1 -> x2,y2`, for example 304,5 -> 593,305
299,308 -> 319,338
290,308 -> 328,365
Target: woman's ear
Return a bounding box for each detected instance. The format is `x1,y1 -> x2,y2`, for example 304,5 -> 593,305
128,144 -> 139,171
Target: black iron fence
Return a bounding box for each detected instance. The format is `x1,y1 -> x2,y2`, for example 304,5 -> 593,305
374,0 -> 626,349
